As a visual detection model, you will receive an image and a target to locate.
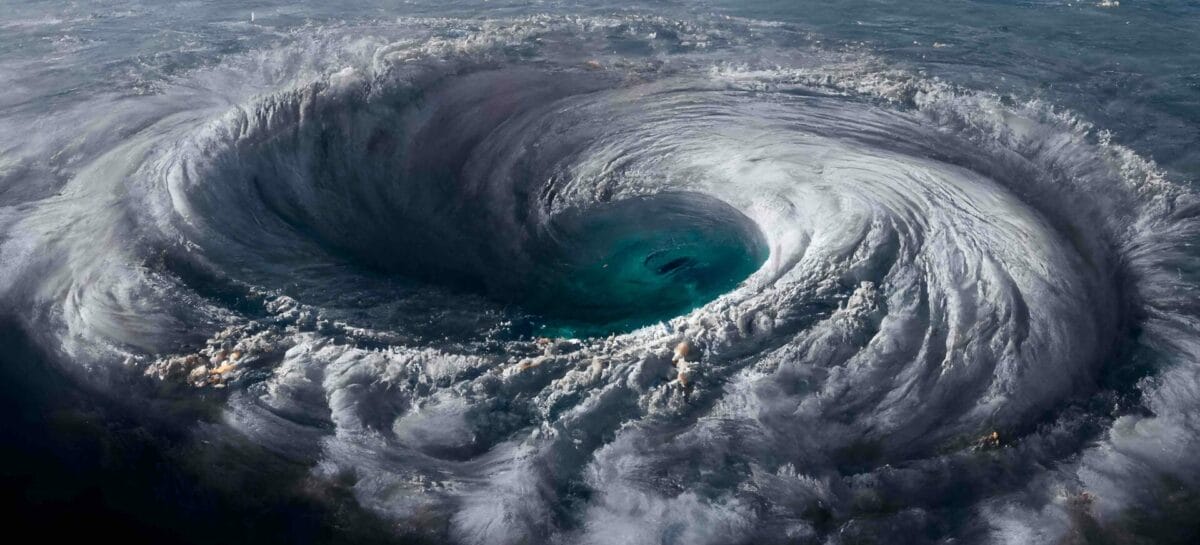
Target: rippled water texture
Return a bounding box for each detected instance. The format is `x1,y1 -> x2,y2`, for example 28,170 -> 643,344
2,3 -> 1200,544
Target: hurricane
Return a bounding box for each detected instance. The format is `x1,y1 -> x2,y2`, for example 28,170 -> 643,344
3,3 -> 1200,544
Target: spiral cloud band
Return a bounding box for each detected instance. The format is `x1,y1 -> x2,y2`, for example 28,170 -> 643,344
2,15 -> 1198,545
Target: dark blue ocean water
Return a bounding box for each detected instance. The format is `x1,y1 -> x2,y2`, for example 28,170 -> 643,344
3,1 -> 1196,179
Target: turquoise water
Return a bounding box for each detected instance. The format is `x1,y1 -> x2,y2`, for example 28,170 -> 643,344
523,194 -> 767,337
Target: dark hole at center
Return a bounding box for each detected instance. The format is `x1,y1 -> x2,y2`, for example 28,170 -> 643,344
649,254 -> 695,275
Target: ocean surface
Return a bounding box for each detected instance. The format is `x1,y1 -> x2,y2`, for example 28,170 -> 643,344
2,1 -> 1199,544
